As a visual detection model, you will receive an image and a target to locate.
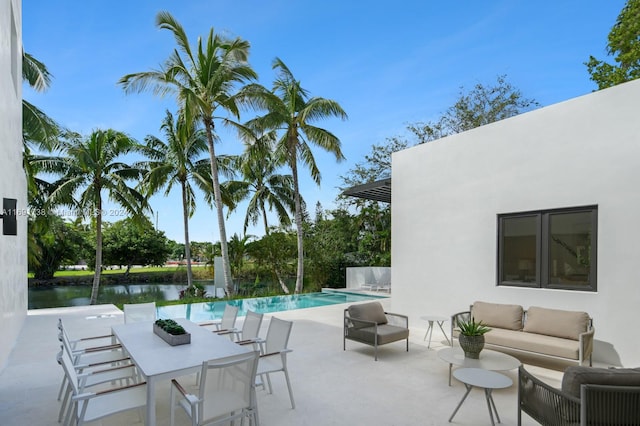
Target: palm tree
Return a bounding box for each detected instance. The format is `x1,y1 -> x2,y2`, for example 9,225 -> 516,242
119,11 -> 258,296
34,129 -> 147,304
224,135 -> 296,293
243,58 -> 347,293
22,52 -> 60,149
22,52 -> 67,268
141,110 -> 211,291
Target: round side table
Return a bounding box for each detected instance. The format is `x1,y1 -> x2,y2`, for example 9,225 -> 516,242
420,315 -> 451,348
448,368 -> 513,426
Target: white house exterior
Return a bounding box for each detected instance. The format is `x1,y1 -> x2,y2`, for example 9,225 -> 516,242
0,0 -> 26,371
392,78 -> 640,367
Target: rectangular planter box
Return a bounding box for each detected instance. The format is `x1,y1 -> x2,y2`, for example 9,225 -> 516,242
153,323 -> 191,346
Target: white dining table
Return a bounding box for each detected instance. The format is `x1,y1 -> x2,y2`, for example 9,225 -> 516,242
112,318 -> 251,426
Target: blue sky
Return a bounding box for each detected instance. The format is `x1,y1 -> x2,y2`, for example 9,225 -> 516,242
22,0 -> 627,244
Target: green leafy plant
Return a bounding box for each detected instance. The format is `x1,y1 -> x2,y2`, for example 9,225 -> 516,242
155,319 -> 186,335
457,317 -> 491,336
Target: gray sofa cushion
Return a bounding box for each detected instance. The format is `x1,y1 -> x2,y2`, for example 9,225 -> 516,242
472,301 -> 523,330
348,302 -> 388,328
561,366 -> 640,398
524,306 -> 589,340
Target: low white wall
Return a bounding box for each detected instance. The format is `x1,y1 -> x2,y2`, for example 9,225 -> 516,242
346,267 -> 391,290
392,79 -> 640,367
0,0 -> 26,371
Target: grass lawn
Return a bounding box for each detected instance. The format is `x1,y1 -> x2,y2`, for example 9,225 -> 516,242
28,265 -> 211,278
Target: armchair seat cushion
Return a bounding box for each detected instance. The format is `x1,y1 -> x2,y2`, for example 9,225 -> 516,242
347,325 -> 409,345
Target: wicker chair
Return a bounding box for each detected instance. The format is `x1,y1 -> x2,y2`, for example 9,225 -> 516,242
518,365 -> 640,425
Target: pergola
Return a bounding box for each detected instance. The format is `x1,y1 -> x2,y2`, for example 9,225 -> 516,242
342,178 -> 391,203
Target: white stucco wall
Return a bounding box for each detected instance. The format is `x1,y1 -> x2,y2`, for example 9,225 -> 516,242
392,79 -> 640,367
0,0 -> 26,371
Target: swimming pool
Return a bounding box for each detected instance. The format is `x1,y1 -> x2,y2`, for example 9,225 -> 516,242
157,290 -> 387,321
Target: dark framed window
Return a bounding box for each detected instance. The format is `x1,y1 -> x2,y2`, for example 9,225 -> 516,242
497,206 -> 597,291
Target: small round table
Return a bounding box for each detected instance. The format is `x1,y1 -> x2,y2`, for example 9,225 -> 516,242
420,315 -> 451,348
448,368 -> 512,426
437,347 -> 521,386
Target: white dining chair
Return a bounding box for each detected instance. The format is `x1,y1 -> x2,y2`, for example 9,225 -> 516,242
59,346 -> 147,426
123,302 -> 157,323
219,310 -> 264,344
256,317 -> 295,409
170,351 -> 260,426
199,304 -> 239,332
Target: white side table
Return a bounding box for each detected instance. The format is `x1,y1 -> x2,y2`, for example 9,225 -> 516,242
448,368 -> 513,426
420,315 -> 451,348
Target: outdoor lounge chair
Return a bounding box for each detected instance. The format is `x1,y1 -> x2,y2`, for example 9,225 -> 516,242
518,365 -> 640,425
343,301 -> 409,361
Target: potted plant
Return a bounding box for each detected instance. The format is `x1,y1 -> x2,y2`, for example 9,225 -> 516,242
457,317 -> 491,359
153,319 -> 191,346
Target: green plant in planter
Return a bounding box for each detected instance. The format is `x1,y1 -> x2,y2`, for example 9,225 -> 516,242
155,319 -> 186,335
458,317 -> 491,335
457,317 -> 491,359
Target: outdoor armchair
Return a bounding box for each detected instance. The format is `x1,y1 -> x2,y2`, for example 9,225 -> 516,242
343,301 -> 409,361
518,365 -> 640,425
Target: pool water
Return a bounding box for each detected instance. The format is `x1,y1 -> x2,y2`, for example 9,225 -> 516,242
157,291 -> 387,321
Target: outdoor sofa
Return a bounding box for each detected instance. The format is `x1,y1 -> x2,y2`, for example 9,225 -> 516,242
451,301 -> 594,365
343,301 -> 409,361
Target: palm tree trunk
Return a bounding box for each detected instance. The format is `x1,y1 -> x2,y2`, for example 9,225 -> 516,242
204,121 -> 234,296
291,157 -> 304,294
90,201 -> 103,305
263,209 -> 289,294
181,180 -> 194,289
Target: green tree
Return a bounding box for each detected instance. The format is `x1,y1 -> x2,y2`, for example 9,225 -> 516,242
102,218 -> 171,275
29,215 -> 91,279
244,58 -> 348,293
304,206 -> 359,289
409,75 -> 538,143
224,138 -> 295,293
586,0 -> 640,89
141,110 -> 211,289
22,52 -> 60,154
246,229 -> 296,292
22,52 -> 65,267
119,11 -> 257,297
34,129 -> 147,304
227,233 -> 252,277
339,137 -> 407,201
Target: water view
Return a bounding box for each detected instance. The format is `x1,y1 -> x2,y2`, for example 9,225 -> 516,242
28,282 -> 216,309
157,291 -> 387,321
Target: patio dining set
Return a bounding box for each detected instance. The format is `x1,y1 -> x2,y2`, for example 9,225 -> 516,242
56,302 -> 295,426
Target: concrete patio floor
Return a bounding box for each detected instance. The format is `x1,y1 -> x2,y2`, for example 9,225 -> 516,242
0,299 -> 567,425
